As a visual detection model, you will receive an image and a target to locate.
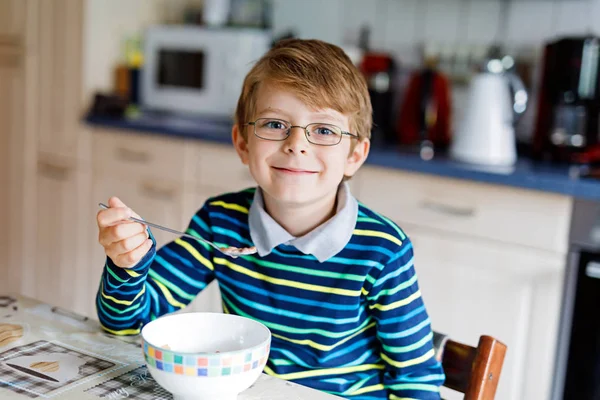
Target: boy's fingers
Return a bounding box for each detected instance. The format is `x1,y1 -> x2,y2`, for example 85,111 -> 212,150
109,232 -> 149,256
97,207 -> 133,228
108,196 -> 127,208
99,222 -> 147,246
112,239 -> 153,269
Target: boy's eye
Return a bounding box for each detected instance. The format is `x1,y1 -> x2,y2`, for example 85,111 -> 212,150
262,120 -> 287,130
311,125 -> 338,136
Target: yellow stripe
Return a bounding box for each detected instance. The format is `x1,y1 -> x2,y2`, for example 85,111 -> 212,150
271,322 -> 376,352
350,383 -> 385,395
361,287 -> 368,296
99,323 -> 140,336
264,363 -> 384,381
353,229 -> 402,247
369,290 -> 421,311
101,284 -> 145,305
152,279 -> 187,309
125,269 -> 141,277
382,348 -> 436,369
175,238 -> 213,271
215,258 -> 359,297
209,200 -> 249,214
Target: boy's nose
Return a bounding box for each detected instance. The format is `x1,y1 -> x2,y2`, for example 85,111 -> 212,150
283,127 -> 309,154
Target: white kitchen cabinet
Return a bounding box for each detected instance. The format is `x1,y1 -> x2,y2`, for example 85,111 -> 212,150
34,156 -> 93,316
358,166 -> 569,400
407,226 -> 563,400
0,0 -> 27,43
37,0 -> 85,161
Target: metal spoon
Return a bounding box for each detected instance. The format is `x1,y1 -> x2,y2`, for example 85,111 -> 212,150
98,203 -> 257,258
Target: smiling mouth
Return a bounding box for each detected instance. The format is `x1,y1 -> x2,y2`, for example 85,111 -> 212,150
272,167 -> 318,174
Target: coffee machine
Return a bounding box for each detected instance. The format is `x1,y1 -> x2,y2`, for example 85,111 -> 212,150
533,36 -> 600,164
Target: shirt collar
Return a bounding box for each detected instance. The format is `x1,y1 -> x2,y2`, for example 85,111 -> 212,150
248,182 -> 358,262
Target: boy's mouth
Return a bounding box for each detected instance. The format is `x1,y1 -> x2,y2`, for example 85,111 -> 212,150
272,166 -> 318,175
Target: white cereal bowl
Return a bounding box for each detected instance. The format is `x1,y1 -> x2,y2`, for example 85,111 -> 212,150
141,312 -> 271,400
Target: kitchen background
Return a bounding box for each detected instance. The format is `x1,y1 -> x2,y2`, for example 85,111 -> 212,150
3,0 -> 600,399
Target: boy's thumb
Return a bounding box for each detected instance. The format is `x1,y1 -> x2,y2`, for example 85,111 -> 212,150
108,196 -> 127,209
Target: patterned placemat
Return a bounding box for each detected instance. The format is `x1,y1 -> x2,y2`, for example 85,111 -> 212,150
85,365 -> 171,399
0,340 -> 116,398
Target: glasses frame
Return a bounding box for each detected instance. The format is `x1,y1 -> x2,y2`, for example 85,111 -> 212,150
245,118 -> 359,146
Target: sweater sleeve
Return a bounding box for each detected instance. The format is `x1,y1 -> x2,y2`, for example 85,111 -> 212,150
95,204 -> 216,335
366,237 -> 445,399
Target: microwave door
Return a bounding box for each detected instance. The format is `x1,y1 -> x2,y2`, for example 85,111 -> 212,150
157,49 -> 205,90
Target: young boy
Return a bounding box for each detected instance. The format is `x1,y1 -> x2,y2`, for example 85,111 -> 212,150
96,39 -> 445,399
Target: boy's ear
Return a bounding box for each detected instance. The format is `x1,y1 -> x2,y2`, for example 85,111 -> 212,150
344,138 -> 370,177
232,124 -> 250,165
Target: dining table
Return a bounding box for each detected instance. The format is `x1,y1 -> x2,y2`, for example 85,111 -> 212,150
0,294 -> 343,399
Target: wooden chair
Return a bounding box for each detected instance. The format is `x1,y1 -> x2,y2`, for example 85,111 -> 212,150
433,332 -> 507,400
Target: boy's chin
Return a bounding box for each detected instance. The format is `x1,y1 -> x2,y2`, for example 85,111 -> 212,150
262,183 -> 338,206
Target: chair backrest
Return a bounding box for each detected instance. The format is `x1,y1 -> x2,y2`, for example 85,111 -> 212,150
433,332 -> 507,400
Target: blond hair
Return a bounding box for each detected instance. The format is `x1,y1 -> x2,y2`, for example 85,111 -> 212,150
234,38 -> 372,141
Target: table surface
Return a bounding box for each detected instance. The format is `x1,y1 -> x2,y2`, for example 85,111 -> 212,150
0,294 -> 342,400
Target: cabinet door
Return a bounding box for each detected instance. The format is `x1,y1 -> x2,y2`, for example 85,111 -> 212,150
0,0 -> 27,44
35,160 -> 92,316
0,46 -> 25,294
37,0 -> 84,159
406,226 -> 563,400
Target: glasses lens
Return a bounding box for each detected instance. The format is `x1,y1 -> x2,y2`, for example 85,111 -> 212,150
254,118 -> 290,140
306,123 -> 342,145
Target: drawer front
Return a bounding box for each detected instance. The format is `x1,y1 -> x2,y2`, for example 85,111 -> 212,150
358,166 -> 572,253
185,141 -> 256,192
92,129 -> 186,182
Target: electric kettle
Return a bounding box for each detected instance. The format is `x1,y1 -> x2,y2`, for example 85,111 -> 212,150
450,57 -> 528,166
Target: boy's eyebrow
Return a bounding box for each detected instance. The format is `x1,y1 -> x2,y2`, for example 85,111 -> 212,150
256,108 -> 345,125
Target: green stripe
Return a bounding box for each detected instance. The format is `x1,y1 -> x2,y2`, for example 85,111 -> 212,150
148,270 -> 196,301
356,217 -> 384,225
106,264 -> 128,283
99,296 -> 142,314
382,332 -> 433,353
271,359 -> 295,366
238,257 -> 365,281
343,374 -> 376,395
388,383 -> 439,392
370,274 -> 418,299
359,203 -> 406,240
184,228 -> 212,251
221,293 -> 375,339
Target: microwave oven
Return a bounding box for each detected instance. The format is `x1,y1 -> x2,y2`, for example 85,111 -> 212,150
141,25 -> 271,116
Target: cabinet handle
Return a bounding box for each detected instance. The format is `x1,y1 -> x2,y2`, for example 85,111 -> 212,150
140,182 -> 177,200
38,161 -> 70,181
419,200 -> 475,217
115,147 -> 150,163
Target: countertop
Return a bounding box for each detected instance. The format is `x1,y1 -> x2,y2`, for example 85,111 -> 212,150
85,112 -> 600,201
0,294 -> 341,400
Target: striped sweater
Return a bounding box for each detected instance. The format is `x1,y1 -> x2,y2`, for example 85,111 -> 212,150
96,188 -> 445,399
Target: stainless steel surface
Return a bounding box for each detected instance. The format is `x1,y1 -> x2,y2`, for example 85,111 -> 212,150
98,203 -> 256,258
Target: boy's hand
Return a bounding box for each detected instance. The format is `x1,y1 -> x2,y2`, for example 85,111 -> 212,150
97,197 -> 153,269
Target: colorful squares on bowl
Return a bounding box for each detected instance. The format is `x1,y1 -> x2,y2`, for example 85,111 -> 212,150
162,352 -> 173,363
156,361 -> 164,370
146,357 -> 156,368
185,367 -> 196,376
252,360 -> 258,369
164,363 -> 173,373
155,350 -> 163,360
233,353 -> 244,364
222,367 -> 231,376
208,367 -> 220,377
198,368 -> 208,376
243,363 -> 251,372
148,347 -> 155,358
197,358 -> 208,367
185,356 -> 196,366
209,357 -> 220,367
222,357 -> 232,366
244,352 -> 252,362
174,365 -> 184,375
174,355 -> 183,364
233,365 -> 242,374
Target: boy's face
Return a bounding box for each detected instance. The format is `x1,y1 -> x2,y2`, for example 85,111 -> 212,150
232,83 -> 369,206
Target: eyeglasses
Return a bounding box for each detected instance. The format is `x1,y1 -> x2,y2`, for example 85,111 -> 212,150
245,118 -> 359,146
